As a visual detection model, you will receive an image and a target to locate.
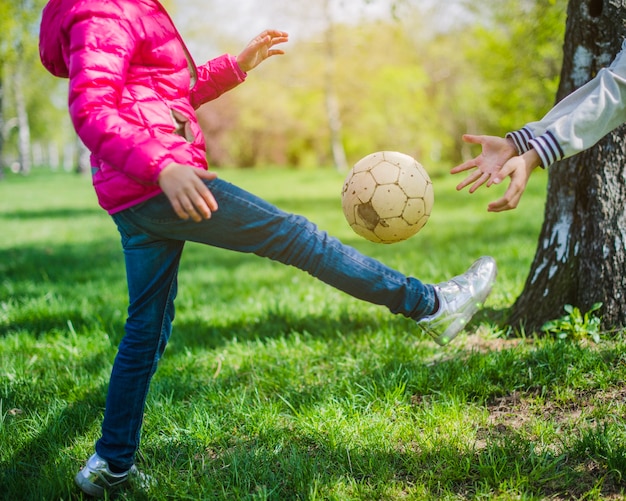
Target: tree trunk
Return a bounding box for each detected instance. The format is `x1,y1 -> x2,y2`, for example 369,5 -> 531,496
75,136 -> 90,174
510,0 -> 626,332
14,61 -> 31,175
323,0 -> 349,172
0,64 -> 4,180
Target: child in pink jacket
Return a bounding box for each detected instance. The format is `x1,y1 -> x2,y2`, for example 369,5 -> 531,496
39,0 -> 496,496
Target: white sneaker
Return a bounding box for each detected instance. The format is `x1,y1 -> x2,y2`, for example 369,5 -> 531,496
419,256 -> 497,346
75,453 -> 149,498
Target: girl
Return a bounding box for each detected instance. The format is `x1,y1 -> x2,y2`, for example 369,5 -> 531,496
39,0 -> 496,496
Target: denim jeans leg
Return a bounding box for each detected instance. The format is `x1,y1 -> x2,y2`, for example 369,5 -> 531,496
125,178 -> 437,320
95,177 -> 437,469
95,213 -> 185,471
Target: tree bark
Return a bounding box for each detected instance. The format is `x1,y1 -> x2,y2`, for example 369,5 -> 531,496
510,0 -> 626,332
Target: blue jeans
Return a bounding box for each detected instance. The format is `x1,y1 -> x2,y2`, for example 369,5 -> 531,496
96,177 -> 436,469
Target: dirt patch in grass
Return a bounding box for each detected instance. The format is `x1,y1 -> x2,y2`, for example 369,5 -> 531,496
461,331 -> 529,353
456,334 -> 626,499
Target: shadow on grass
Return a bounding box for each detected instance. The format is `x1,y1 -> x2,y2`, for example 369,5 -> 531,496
0,239 -> 126,338
165,302 -> 513,355
139,340 -> 626,500
0,207 -> 103,221
0,237 -> 123,278
3,309 -> 623,499
157,424 -> 624,500
472,305 -> 515,330
0,354 -> 109,500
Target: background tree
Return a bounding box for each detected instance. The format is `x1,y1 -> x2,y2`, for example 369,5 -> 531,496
509,0 -> 626,332
1,0 -> 72,175
1,0 -> 40,174
5,0 -> 565,174
322,0 -> 349,171
0,0 -> 17,176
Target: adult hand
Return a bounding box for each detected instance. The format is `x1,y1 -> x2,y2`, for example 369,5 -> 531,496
236,29 -> 289,73
158,164 -> 219,221
451,134 -> 518,193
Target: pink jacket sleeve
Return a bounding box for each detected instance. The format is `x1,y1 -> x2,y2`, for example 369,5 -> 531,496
190,54 -> 247,109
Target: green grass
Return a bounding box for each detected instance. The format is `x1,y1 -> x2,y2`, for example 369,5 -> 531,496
1,167 -> 625,500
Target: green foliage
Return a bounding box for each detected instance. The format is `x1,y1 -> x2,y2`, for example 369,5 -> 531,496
198,1 -> 567,171
541,302 -> 603,343
2,0 -> 568,172
463,0 -> 567,133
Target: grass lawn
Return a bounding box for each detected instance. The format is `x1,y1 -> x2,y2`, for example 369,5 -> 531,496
1,167 -> 625,500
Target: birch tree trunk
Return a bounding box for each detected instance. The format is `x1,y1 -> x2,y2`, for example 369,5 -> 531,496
510,0 -> 626,332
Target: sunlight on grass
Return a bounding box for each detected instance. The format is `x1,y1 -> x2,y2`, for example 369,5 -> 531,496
1,168 -> 625,500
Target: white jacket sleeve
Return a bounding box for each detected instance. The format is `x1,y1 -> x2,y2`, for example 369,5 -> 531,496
506,40 -> 626,168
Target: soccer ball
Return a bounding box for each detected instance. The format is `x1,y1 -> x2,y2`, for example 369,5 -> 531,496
341,151 -> 434,244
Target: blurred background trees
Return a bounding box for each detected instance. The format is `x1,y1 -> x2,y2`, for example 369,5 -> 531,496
1,0 -> 567,174
1,0 -> 74,174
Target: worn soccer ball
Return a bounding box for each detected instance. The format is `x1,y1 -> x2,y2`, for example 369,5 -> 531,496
341,151 -> 434,244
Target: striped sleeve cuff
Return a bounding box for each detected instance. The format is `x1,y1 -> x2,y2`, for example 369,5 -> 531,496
506,127 -> 535,154
528,130 -> 565,168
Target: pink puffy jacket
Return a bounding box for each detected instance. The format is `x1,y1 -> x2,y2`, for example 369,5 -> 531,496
39,0 -> 247,214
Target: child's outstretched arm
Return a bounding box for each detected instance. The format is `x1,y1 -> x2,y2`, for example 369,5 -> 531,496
453,41 -> 626,212
451,134 -> 542,212
236,29 -> 289,73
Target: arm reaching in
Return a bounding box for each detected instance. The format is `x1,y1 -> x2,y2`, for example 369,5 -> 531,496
451,134 -> 542,212
450,134 -> 518,192
236,29 -> 289,73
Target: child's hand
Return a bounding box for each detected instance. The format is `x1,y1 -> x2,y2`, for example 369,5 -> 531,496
158,164 -> 219,221
236,29 -> 289,73
451,134 -> 518,193
487,149 -> 541,212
